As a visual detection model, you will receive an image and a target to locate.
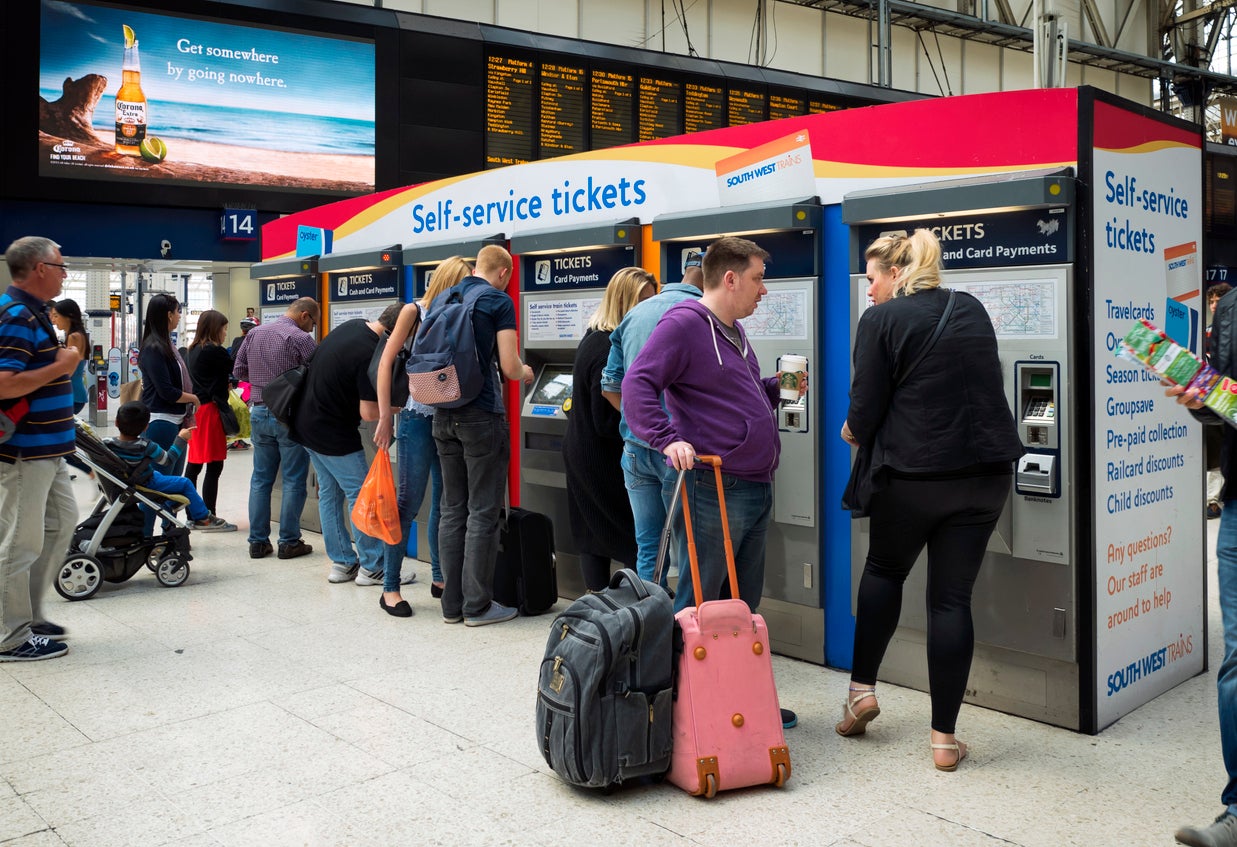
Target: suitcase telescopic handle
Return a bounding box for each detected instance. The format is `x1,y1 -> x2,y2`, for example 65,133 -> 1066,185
653,455 -> 738,607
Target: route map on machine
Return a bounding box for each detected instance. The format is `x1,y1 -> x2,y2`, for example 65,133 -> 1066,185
744,290 -> 809,340
952,278 -> 1058,339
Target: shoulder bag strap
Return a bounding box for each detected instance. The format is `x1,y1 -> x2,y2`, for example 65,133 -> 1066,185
894,289 -> 957,388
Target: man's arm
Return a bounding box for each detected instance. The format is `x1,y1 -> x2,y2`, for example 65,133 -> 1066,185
0,348 -> 78,400
600,327 -> 625,412
497,328 -> 533,383
232,333 -> 251,382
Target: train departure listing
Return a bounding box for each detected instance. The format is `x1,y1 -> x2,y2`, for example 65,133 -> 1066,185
486,55 -> 535,167
591,69 -> 635,149
540,62 -> 586,156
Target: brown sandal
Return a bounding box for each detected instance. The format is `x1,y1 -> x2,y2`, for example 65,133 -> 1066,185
835,686 -> 880,737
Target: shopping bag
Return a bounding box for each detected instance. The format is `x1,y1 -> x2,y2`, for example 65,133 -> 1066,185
227,389 -> 251,440
351,448 -> 401,545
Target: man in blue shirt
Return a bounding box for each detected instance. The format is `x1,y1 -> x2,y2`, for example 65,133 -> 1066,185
0,237 -> 82,662
433,245 -> 533,627
600,253 -> 703,583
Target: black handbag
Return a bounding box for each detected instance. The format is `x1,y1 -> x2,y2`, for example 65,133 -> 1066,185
215,398 -> 241,436
842,290 -> 957,517
263,361 -> 310,427
368,330 -> 414,408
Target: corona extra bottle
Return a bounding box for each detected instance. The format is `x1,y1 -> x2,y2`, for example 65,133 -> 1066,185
114,25 -> 147,156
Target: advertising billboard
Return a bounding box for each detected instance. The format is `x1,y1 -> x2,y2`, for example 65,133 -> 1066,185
38,1 -> 375,194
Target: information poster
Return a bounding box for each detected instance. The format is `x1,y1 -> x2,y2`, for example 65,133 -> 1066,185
524,295 -> 604,342
1091,100 -> 1205,729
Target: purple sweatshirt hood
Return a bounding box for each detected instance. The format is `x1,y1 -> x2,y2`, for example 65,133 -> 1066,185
623,299 -> 781,482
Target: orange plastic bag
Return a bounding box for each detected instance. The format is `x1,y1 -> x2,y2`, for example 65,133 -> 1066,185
351,448 -> 401,545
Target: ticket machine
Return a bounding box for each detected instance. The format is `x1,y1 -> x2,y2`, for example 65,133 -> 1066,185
650,199 -> 825,664
512,220 -> 642,599
841,169 -> 1205,731
320,245 -> 405,331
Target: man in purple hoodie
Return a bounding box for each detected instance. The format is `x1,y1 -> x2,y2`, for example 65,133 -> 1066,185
624,236 -> 782,613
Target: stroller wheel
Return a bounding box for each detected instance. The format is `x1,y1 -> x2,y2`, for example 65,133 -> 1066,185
155,556 -> 190,588
56,554 -> 103,601
147,542 -> 169,572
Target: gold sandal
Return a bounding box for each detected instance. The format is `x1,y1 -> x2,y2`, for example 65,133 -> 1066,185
835,686 -> 880,737
931,740 -> 968,772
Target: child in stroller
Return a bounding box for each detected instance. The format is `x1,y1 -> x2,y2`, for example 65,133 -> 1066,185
54,403 -> 231,600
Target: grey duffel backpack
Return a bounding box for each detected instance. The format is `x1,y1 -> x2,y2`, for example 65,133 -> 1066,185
536,568 -> 674,788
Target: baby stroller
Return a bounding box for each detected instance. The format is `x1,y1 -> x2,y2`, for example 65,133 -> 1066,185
55,423 -> 194,601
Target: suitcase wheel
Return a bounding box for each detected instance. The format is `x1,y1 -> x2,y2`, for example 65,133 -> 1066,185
702,771 -> 718,799
773,761 -> 789,788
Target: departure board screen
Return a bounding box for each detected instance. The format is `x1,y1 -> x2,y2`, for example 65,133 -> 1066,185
592,68 -> 635,149
486,55 -> 535,167
540,61 -> 586,156
685,81 -> 725,133
809,98 -> 845,114
638,76 -> 683,141
769,92 -> 806,121
728,87 -> 767,125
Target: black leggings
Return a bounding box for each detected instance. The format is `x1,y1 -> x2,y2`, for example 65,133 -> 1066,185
185,460 -> 224,514
579,553 -> 615,593
850,473 -> 1010,734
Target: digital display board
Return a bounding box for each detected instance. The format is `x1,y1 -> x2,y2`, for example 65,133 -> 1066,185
638,76 -> 682,141
38,1 -> 375,193
591,68 -> 635,149
487,54 -> 535,166
685,81 -> 726,133
809,98 -> 845,114
540,61 -> 586,157
769,92 -> 806,121
728,87 -> 768,125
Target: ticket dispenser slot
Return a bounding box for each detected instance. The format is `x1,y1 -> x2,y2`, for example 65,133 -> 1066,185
1015,362 -> 1060,497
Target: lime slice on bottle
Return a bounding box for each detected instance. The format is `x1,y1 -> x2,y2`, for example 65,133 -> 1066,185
123,25 -> 136,48
139,137 -> 167,163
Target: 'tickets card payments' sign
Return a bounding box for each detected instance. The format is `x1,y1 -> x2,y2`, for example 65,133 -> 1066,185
853,208 -> 1070,271
1090,99 -> 1205,730
330,268 -> 399,302
259,275 -> 316,307
520,246 -> 636,292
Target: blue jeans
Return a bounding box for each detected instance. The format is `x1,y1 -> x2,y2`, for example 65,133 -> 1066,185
672,469 -> 772,614
384,410 -> 442,592
141,419 -> 185,534
1218,502 -> 1237,814
307,448 -> 385,573
248,405 -> 310,546
433,408 -> 509,618
145,471 -> 209,523
621,441 -> 678,584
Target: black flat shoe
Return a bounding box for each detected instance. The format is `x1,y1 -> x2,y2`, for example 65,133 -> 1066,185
379,595 -> 413,617
430,583 -> 444,599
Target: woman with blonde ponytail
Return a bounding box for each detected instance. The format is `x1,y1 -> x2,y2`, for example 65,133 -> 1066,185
835,228 -> 1023,771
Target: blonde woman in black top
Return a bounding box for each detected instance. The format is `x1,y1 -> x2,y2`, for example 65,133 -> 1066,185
837,229 -> 1022,771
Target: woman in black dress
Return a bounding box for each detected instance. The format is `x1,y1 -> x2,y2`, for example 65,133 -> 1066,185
562,267 -> 656,591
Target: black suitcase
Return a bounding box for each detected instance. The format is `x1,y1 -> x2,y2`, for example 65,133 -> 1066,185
493,507 -> 557,615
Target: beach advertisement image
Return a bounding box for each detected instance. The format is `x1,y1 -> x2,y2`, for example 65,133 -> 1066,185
38,1 -> 375,193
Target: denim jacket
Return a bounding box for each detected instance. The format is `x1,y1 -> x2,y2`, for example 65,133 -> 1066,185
600,282 -> 702,445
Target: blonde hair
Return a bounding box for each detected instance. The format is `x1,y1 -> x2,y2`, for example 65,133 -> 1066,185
422,256 -> 473,308
864,228 -> 942,298
474,244 -> 512,276
588,268 -> 657,332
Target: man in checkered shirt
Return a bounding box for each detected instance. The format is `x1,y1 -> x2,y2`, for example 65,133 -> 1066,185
233,297 -> 319,561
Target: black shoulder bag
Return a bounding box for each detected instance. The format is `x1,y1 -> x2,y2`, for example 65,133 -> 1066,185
842,290 -> 957,517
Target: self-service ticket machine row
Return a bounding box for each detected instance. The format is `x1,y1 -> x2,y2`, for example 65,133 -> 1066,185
514,205 -> 828,665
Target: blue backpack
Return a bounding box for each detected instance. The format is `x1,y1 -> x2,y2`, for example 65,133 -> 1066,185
405,280 -> 489,408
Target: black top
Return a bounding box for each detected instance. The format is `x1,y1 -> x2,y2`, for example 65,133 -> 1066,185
291,319 -> 379,456
847,287 -> 1023,476
185,344 -> 233,405
1201,288 -> 1237,499
561,328 -> 637,564
139,344 -> 188,417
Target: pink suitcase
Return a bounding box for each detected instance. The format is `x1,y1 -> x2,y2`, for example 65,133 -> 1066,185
666,456 -> 791,798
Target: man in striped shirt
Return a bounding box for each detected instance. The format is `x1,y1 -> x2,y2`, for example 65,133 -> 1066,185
233,297 -> 319,560
0,237 -> 81,662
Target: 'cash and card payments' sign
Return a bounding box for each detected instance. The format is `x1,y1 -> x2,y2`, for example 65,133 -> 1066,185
259,275 -> 317,307
853,208 -> 1071,271
521,246 -> 635,292
330,267 -> 400,302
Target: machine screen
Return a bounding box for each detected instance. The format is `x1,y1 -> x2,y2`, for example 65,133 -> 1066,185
529,365 -> 574,408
